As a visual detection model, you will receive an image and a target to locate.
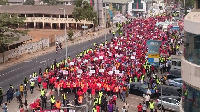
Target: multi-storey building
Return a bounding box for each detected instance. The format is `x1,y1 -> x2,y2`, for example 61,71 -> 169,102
0,5 -> 93,30
180,0 -> 200,112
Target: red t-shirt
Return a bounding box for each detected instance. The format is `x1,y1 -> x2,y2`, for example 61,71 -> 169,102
137,105 -> 142,111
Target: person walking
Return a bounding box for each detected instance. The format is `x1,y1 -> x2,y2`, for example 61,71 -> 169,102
62,92 -> 67,106
15,89 -> 20,102
50,95 -> 56,110
30,80 -> 35,94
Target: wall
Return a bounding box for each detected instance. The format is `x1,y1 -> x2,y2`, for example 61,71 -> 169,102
184,12 -> 200,35
0,29 -> 93,63
181,56 -> 200,89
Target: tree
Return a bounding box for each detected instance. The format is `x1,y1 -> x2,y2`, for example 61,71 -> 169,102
0,13 -> 26,53
0,0 -> 8,5
72,0 -> 98,30
23,0 -> 35,5
185,0 -> 194,8
41,0 -> 57,5
67,28 -> 74,41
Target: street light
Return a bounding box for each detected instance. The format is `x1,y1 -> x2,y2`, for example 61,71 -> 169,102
59,8 -> 67,60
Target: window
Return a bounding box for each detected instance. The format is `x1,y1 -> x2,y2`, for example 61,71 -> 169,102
163,98 -> 171,103
132,0 -> 143,9
198,0 -> 200,9
184,32 -> 200,65
171,99 -> 178,104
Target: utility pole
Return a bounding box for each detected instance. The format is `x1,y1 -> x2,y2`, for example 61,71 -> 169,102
59,8 -> 67,60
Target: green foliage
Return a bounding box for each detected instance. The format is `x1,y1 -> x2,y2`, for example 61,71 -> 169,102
0,0 -> 8,5
23,0 -> 35,5
185,0 -> 194,8
72,0 -> 97,22
67,28 -> 74,41
42,0 -> 57,5
0,13 -> 26,52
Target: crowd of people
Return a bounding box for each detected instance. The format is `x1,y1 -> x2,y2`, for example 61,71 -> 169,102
0,12 -> 184,112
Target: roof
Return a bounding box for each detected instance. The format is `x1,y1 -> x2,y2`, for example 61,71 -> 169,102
10,34 -> 33,45
8,0 -> 23,3
103,0 -> 129,4
0,5 -> 75,15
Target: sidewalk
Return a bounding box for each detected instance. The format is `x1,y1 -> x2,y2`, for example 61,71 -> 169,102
0,27 -> 114,71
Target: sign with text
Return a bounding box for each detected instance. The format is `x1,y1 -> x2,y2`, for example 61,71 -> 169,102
147,40 -> 162,54
148,54 -> 159,58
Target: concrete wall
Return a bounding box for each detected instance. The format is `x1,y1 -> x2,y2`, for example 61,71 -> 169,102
0,30 -> 92,63
181,57 -> 200,90
184,12 -> 200,35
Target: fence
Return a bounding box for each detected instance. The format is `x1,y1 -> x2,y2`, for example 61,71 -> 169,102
0,29 -> 95,63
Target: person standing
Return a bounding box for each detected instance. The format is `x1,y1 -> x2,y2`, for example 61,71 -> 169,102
0,87 -> 3,106
55,100 -> 61,110
137,103 -> 142,112
123,101 -> 129,112
15,89 -> 20,102
142,101 -> 147,112
19,84 -> 24,97
2,102 -> 8,112
149,99 -> 155,112
41,95 -> 47,109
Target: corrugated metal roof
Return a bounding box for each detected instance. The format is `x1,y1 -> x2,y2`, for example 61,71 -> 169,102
103,0 -> 129,4
8,0 -> 23,3
0,5 -> 75,15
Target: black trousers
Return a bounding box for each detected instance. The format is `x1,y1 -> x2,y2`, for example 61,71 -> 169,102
42,102 -> 46,109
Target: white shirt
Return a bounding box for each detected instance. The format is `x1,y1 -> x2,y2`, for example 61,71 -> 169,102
145,95 -> 150,101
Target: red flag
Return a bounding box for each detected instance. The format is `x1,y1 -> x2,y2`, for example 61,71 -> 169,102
136,3 -> 138,9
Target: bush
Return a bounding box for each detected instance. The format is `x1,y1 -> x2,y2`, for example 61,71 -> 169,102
67,28 -> 74,41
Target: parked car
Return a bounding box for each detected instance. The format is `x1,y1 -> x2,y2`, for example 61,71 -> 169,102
155,85 -> 182,98
129,82 -> 148,97
167,73 -> 181,80
167,78 -> 183,88
170,58 -> 181,70
156,96 -> 181,112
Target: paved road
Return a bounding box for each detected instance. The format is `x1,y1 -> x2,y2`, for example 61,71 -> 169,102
0,33 -> 113,95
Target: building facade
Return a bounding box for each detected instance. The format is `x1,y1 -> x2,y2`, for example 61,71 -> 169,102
0,5 -> 93,30
127,0 -> 147,17
180,0 -> 200,112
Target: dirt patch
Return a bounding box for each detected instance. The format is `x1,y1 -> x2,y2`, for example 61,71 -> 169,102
18,29 -> 65,42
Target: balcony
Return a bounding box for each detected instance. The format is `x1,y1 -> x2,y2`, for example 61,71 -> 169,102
24,17 -> 93,24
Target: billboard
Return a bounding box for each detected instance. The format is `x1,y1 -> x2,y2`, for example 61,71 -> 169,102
147,40 -> 162,54
147,40 -> 162,66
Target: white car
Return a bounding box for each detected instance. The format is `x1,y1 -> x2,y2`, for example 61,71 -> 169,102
156,96 -> 180,112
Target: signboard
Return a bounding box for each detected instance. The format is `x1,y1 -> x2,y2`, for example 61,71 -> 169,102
147,40 -> 162,54
148,54 -> 159,58
148,58 -> 159,66
82,26 -> 88,29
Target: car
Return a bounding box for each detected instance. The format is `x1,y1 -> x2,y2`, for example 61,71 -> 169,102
167,73 -> 181,80
167,78 -> 183,88
129,82 -> 148,97
170,58 -> 181,70
155,85 -> 182,98
156,96 -> 180,112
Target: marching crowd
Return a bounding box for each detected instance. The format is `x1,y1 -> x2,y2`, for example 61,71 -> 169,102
0,12 -> 184,112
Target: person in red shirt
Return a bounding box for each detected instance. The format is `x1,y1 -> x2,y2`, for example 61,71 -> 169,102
137,103 -> 143,112
37,76 -> 42,88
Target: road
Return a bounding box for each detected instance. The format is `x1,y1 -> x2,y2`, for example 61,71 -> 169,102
0,34 -> 113,94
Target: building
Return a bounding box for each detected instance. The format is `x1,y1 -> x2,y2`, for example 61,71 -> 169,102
127,0 -> 147,17
8,0 -> 24,5
0,5 -> 93,30
180,0 -> 200,112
